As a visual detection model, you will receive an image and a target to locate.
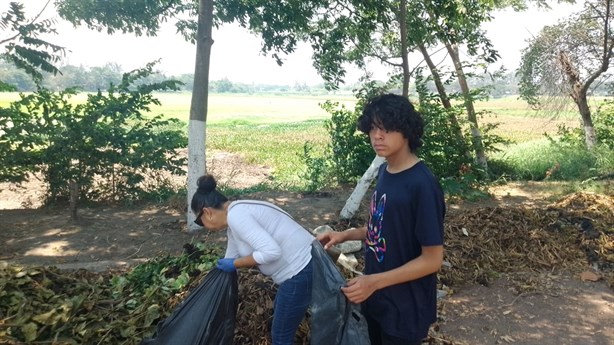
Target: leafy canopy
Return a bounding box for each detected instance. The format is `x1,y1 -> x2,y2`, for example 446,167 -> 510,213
0,1 -> 65,89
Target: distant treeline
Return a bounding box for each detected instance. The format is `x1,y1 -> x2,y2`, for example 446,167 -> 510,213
0,61 -> 337,94
1,60 -> 529,97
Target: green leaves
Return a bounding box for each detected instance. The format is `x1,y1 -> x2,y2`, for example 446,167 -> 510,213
320,99 -> 373,183
56,0 -> 185,36
0,242 -> 221,344
1,2 -> 65,83
0,63 -> 187,206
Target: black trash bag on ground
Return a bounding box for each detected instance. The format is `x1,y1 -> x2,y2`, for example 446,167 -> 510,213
310,240 -> 371,345
140,268 -> 238,345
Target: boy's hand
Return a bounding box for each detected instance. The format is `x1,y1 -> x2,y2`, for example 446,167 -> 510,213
341,275 -> 378,304
316,231 -> 344,250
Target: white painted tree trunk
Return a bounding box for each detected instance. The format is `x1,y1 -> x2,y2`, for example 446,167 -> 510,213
187,120 -> 206,232
339,156 -> 385,219
186,0 -> 213,232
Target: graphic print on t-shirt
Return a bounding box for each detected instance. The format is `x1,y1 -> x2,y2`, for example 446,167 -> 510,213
366,191 -> 387,262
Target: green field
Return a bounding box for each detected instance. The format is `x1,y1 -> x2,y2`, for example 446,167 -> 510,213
150,92 -> 358,124
137,93 -> 350,183
1,91 -> 580,126
0,90 -> 582,154
0,91 -> 356,124
2,91 -> 610,193
1,91 -> 588,146
2,91 -> 596,188
154,93 -> 580,141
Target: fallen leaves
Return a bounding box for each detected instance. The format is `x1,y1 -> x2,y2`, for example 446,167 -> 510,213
0,192 -> 612,345
580,271 -> 601,282
440,192 -> 613,292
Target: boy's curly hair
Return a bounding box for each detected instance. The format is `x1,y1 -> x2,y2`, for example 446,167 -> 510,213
357,93 -> 424,153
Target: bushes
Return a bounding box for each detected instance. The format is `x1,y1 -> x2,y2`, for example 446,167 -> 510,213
0,62 -> 187,212
490,105 -> 613,181
301,79 -> 501,198
320,100 -> 373,184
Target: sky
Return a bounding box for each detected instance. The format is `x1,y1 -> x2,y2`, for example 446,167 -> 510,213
11,1 -> 582,86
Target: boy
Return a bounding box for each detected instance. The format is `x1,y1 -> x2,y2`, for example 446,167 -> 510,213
317,93 -> 445,345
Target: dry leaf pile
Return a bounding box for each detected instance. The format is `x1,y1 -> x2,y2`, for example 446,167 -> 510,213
234,270 -> 278,345
441,192 -> 613,291
233,192 -> 613,345
0,245 -> 217,345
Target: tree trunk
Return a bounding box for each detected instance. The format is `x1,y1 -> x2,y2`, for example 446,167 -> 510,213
69,179 -> 78,220
559,51 -> 598,149
572,81 -> 597,149
446,42 -> 489,173
578,95 -> 597,149
340,156 -> 385,219
187,0 -> 214,231
417,43 -> 452,109
417,43 -> 469,158
397,0 -> 410,97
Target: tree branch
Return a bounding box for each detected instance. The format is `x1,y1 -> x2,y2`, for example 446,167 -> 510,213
601,0 -> 611,70
29,0 -> 53,26
0,0 -> 53,46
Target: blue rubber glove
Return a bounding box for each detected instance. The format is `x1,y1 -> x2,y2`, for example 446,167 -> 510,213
216,258 -> 236,272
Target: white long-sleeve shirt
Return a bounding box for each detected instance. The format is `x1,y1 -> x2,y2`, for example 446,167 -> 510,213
225,200 -> 314,284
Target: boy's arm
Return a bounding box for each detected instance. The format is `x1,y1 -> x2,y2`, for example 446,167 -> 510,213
341,226 -> 368,241
318,226 -> 367,249
341,244 -> 444,303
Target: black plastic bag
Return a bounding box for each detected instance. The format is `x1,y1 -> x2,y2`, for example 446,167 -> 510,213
140,268 -> 238,345
310,240 -> 371,345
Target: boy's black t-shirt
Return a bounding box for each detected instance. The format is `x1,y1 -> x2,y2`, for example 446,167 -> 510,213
363,161 -> 446,341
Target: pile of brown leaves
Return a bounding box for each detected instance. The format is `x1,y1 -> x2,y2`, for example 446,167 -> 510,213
442,192 -> 613,291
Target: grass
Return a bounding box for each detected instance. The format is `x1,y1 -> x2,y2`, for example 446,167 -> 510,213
0,91 -> 357,124
206,120 -> 329,187
150,92 -> 357,124
474,95 -> 585,119
490,139 -> 613,182
0,92 -> 23,106
472,96 -> 582,142
2,91 -> 611,192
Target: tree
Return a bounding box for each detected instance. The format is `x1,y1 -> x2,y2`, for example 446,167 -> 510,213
56,0 -> 331,229
304,0 -> 503,217
305,1 -> 500,172
422,0 -> 500,173
0,1 -> 65,90
0,60 -> 36,90
517,0 -> 613,149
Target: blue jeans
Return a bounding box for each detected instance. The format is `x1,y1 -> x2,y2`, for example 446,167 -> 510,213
271,259 -> 313,345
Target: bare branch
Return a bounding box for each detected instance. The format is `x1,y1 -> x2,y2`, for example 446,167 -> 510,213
29,0 -> 52,25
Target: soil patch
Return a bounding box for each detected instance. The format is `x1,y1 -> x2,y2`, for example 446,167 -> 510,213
438,273 -> 614,345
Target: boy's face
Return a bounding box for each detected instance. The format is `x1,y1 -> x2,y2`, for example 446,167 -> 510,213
368,122 -> 409,158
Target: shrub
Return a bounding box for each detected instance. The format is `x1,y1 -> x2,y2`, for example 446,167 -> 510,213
490,139 -> 613,181
0,62 -> 187,212
321,100 -> 372,184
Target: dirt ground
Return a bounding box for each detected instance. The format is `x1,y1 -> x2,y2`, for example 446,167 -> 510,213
1,153 -> 613,345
